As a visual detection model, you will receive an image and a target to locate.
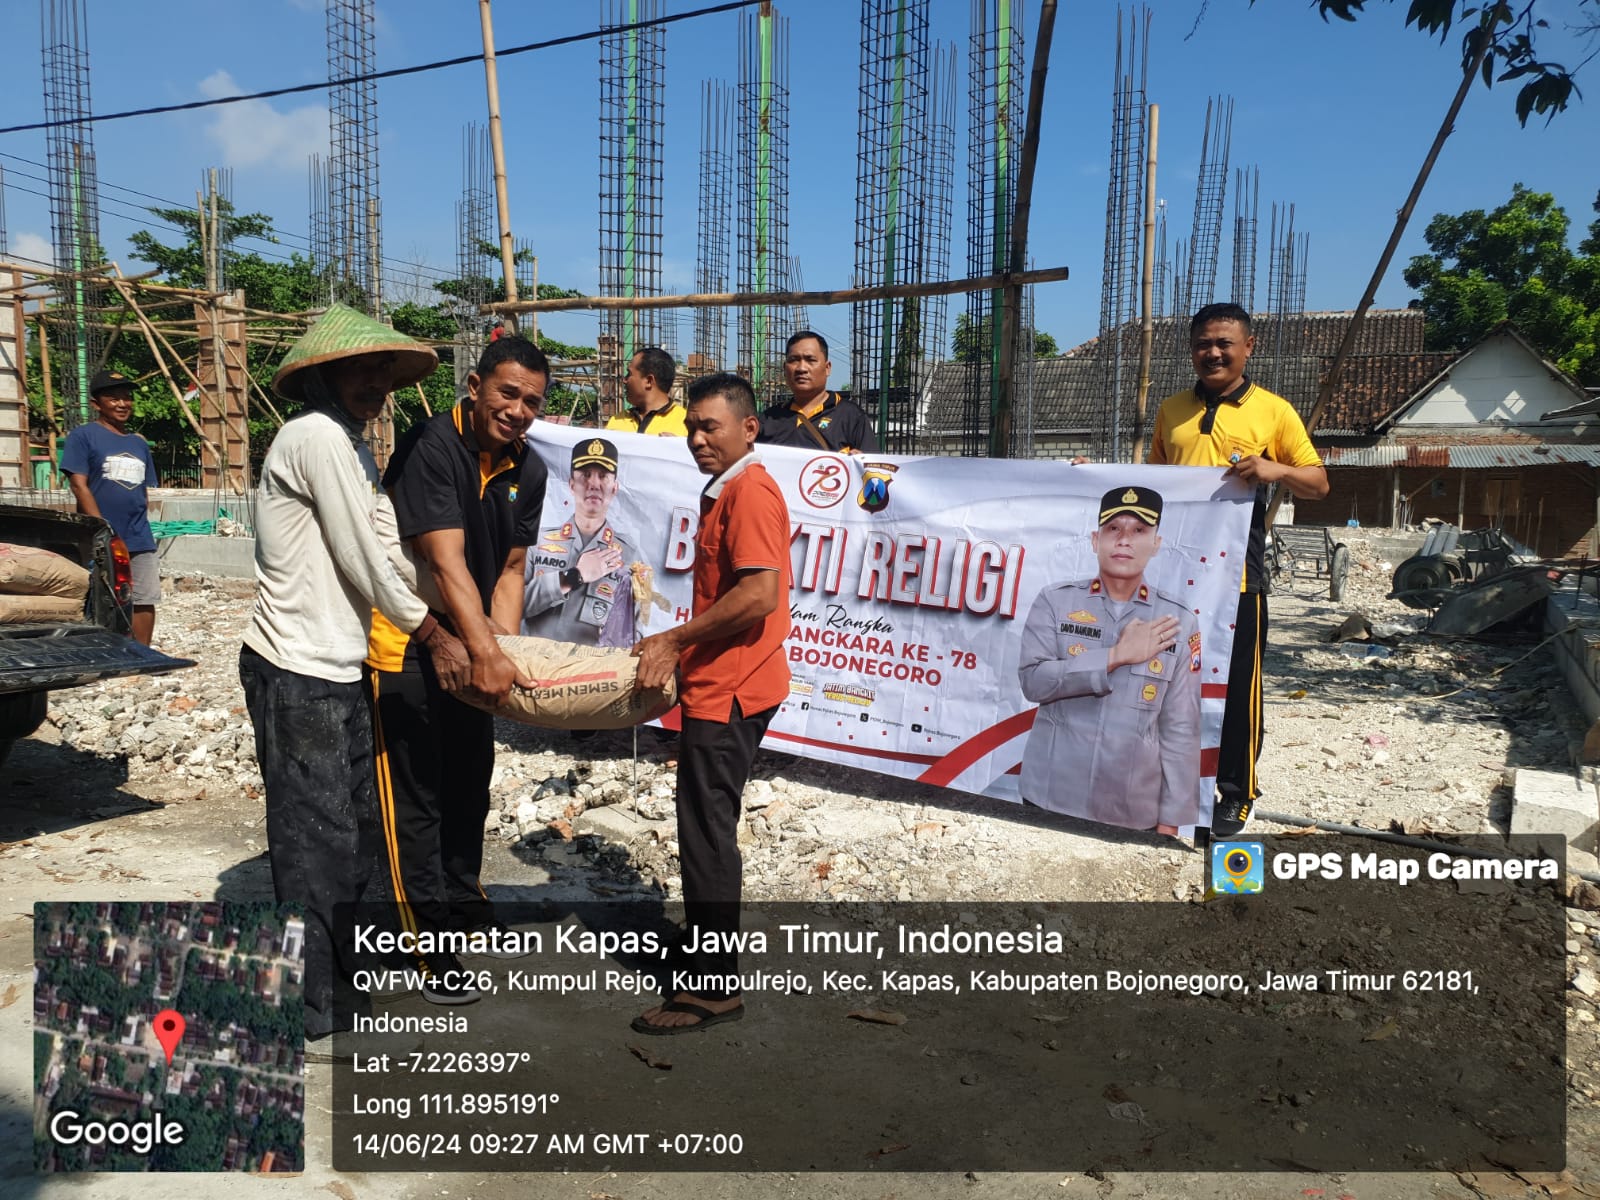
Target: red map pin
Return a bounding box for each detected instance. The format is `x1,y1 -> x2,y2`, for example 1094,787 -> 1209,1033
152,1009 -> 185,1064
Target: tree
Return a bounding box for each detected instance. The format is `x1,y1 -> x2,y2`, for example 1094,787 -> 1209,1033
128,203 -> 325,313
951,312 -> 1059,362
1404,184 -> 1600,384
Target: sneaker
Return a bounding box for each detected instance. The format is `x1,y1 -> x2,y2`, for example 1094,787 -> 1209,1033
420,954 -> 482,1006
1209,790 -> 1254,839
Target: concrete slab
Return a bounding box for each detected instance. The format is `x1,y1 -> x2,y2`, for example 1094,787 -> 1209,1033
155,534 -> 257,579
1510,767 -> 1600,863
1545,591 -> 1600,725
574,803 -> 668,850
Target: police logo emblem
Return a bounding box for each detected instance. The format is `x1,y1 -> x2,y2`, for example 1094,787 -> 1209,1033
857,462 -> 900,513
1067,643 -> 1085,657
1148,658 -> 1163,674
1140,683 -> 1158,702
1122,488 -> 1139,503
588,439 -> 605,456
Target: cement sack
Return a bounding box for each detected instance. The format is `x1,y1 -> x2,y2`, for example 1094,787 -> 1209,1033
0,592 -> 86,624
482,634 -> 677,730
0,543 -> 90,599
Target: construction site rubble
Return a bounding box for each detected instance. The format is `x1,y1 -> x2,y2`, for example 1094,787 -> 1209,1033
10,535 -> 1599,1106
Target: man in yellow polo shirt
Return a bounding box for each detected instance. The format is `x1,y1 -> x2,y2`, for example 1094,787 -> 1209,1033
1148,302 -> 1328,841
606,346 -> 686,437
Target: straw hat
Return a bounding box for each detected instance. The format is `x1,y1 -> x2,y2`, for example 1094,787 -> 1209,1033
273,303 -> 438,402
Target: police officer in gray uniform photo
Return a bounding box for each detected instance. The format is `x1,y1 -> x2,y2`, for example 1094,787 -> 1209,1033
1017,485 -> 1202,832
522,438 -> 638,646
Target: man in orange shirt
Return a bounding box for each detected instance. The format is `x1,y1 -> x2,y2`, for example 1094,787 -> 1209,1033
631,372 -> 792,1034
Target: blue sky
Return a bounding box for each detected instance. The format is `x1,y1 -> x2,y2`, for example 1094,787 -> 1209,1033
2,0 -> 1597,379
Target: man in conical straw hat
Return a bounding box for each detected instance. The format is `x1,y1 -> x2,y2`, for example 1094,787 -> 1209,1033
240,304 -> 467,1041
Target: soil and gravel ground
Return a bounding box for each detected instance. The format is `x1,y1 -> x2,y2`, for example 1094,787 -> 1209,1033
1,529 -> 1597,1199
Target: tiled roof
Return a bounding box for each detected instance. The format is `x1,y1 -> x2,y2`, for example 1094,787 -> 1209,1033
1313,352 -> 1456,435
928,309 -> 1428,438
1321,443 -> 1600,468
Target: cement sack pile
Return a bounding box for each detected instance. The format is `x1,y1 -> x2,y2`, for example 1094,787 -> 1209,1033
0,543 -> 89,623
480,635 -> 677,730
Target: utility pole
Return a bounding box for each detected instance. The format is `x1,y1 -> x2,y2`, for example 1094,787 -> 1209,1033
479,0 -> 528,340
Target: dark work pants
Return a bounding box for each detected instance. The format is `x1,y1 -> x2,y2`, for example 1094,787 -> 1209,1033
1214,591 -> 1268,820
239,646 -> 376,1038
675,700 -> 776,1000
370,656 -> 496,950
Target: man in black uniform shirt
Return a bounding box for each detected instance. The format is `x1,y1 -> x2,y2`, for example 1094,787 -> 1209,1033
757,330 -> 877,454
367,336 -> 548,1004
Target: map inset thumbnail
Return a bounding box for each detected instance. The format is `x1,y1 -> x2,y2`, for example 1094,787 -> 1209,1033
33,901 -> 305,1173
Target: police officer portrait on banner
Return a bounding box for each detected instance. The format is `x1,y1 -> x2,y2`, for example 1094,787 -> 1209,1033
1016,485 -> 1202,833
522,437 -> 640,646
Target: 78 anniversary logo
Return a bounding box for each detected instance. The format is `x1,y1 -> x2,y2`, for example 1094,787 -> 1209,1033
798,455 -> 850,510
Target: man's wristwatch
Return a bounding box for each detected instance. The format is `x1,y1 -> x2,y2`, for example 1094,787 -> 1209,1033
560,567 -> 583,589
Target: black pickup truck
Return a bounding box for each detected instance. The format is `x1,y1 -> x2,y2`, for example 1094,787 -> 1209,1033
0,503 -> 193,767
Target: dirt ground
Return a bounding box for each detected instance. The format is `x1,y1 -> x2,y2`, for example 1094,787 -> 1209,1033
1,530 -> 1597,1199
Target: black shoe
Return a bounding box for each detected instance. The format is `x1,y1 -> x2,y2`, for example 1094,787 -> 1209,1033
1210,791 -> 1254,839
420,954 -> 482,1005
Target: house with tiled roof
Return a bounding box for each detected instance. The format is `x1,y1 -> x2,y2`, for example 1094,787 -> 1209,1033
1293,322 -> 1599,558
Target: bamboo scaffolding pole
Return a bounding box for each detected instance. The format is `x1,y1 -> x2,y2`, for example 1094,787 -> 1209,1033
221,338 -> 285,428
91,293 -> 136,377
479,0 -> 524,337
414,382 -> 433,418
484,265 -> 1070,316
106,276 -> 228,472
36,315 -> 59,477
1266,20 -> 1495,529
0,264 -> 161,292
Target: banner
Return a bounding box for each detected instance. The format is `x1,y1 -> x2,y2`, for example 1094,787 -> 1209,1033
522,422 -> 1255,832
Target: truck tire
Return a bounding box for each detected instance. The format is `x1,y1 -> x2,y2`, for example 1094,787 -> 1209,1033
0,691 -> 48,769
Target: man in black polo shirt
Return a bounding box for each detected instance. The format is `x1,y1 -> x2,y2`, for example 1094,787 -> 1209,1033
367,336 -> 549,1005
757,330 -> 877,454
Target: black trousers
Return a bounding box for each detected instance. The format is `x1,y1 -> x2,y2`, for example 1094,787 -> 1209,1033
675,700 -> 776,999
1215,591 -> 1268,817
239,646 -> 376,1038
370,656 -> 496,951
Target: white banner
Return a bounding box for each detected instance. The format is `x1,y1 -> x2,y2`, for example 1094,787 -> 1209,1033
522,422 -> 1255,832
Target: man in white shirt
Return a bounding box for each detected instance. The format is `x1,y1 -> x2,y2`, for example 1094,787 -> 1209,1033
240,305 -> 466,1041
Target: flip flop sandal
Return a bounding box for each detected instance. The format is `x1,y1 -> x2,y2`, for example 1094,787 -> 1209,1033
630,999 -> 745,1036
